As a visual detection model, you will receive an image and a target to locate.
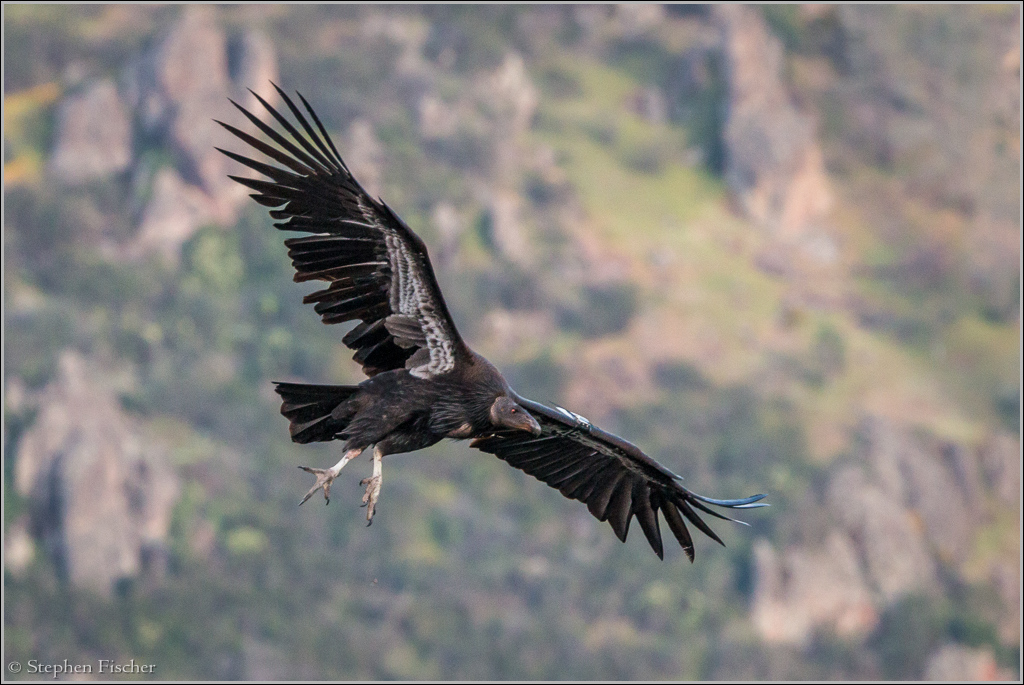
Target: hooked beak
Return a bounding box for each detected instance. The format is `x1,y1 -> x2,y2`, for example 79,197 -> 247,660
520,409 -> 544,436
524,413 -> 542,436
505,409 -> 542,436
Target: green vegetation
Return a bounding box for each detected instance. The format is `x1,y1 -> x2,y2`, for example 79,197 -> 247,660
871,588 -> 1020,679
4,5 -> 1019,681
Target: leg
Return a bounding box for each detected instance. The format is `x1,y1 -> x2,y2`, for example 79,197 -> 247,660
299,448 -> 362,505
360,446 -> 384,525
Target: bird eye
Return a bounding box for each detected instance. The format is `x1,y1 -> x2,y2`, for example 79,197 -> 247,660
511,408 -> 517,414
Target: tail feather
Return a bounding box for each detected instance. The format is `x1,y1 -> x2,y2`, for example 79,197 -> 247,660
274,382 -> 359,444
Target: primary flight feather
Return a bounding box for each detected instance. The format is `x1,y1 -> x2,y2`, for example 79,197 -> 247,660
217,84 -> 767,560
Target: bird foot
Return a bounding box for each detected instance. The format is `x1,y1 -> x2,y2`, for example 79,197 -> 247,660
298,449 -> 360,507
299,466 -> 336,505
360,474 -> 382,525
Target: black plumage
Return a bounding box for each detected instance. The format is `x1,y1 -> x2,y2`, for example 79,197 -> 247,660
218,84 -> 767,559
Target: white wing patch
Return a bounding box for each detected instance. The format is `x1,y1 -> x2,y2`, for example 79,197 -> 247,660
353,196 -> 456,379
382,230 -> 455,379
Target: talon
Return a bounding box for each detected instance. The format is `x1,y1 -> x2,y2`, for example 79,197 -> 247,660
299,466 -> 336,506
298,449 -> 360,507
361,474 -> 382,523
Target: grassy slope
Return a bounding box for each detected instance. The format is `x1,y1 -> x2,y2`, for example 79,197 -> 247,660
530,53 -> 1016,462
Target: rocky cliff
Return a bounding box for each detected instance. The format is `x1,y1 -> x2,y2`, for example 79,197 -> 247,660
751,415 -> 1019,675
14,353 -> 179,596
716,5 -> 834,262
45,7 -> 279,262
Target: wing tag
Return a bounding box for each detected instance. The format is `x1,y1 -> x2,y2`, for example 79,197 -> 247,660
555,406 -> 592,432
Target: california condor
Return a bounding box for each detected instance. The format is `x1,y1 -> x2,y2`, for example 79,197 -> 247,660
217,84 -> 767,560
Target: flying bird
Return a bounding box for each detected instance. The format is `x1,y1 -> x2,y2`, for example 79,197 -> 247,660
217,84 -> 767,560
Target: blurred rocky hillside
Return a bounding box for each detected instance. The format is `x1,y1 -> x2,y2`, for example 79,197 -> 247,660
4,5 -> 1019,680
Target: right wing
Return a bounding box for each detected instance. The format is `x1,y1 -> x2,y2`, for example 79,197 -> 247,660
471,395 -> 768,560
217,84 -> 469,379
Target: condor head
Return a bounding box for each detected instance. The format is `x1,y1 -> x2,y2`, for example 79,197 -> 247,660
490,396 -> 542,436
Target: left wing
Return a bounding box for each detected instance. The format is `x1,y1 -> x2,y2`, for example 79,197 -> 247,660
216,84 -> 470,379
471,396 -> 767,560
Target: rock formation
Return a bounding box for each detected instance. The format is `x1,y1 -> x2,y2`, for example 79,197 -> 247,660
715,6 -> 834,259
751,533 -> 877,646
344,118 -> 385,199
123,7 -> 280,253
416,51 -> 539,264
48,79 -> 133,185
44,6 -> 279,263
924,643 -> 1013,682
14,353 -> 180,596
751,416 -> 1016,652
129,167 -> 225,261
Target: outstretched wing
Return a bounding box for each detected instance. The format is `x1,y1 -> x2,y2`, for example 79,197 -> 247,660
471,396 -> 767,560
217,84 -> 468,379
